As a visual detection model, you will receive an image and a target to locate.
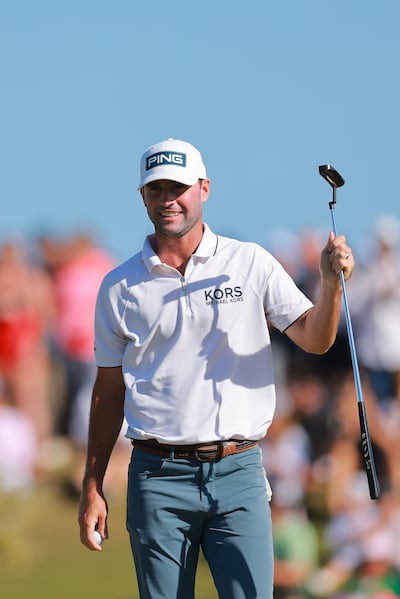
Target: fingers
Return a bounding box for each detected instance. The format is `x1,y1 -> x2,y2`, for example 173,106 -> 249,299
78,516 -> 101,551
94,518 -> 108,548
80,520 -> 107,551
78,500 -> 108,552
325,232 -> 355,279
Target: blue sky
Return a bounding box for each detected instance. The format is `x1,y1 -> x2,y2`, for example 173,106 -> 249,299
2,1 -> 400,261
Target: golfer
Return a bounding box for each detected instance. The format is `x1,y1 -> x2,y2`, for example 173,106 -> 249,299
78,138 -> 354,598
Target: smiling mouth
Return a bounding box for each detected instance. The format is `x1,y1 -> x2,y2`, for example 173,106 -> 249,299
160,211 -> 181,217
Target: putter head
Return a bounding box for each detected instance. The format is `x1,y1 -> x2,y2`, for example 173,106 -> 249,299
319,164 -> 345,188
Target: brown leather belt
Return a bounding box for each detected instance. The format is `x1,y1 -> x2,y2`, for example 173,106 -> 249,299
131,438 -> 258,462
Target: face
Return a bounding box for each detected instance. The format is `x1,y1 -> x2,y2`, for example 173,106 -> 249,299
141,179 -> 210,238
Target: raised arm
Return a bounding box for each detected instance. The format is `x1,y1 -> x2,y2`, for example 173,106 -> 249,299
285,232 -> 354,354
78,366 -> 125,551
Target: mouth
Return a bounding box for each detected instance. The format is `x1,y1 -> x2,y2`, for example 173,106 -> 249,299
159,211 -> 181,218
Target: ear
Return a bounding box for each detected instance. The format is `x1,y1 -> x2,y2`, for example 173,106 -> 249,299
200,179 -> 210,205
140,188 -> 147,206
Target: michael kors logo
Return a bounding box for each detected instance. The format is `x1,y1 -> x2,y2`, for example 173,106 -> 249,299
204,286 -> 244,305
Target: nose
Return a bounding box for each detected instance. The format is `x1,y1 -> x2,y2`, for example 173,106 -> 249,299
158,189 -> 176,204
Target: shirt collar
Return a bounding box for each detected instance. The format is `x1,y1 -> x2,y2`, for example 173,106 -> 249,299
141,223 -> 218,273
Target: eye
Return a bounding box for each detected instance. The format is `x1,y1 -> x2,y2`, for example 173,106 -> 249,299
147,183 -> 161,194
173,183 -> 189,194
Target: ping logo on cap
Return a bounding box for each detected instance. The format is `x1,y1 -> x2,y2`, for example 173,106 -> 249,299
146,151 -> 186,171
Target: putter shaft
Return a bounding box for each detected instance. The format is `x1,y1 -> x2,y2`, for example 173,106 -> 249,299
320,164 -> 380,500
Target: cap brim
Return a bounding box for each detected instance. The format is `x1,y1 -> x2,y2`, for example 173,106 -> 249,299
138,172 -> 200,190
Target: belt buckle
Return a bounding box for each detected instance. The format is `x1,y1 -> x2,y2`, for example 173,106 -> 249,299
194,443 -> 224,462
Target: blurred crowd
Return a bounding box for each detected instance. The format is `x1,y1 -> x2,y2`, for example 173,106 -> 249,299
1,215 -> 400,598
0,230 -> 131,499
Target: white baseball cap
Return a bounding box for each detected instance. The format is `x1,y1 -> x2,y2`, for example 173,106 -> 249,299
138,138 -> 207,189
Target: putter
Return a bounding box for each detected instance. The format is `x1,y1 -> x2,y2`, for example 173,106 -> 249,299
319,165 -> 380,500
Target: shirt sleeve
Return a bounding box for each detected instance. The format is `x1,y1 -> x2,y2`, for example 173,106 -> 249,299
94,277 -> 127,367
262,253 -> 314,333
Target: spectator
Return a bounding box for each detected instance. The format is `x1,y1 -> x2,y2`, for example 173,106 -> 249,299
260,407 -> 312,509
0,238 -> 55,446
349,214 -> 400,409
327,372 -> 392,498
40,233 -> 117,492
0,379 -> 38,493
41,233 -> 115,444
293,229 -> 351,385
308,485 -> 400,598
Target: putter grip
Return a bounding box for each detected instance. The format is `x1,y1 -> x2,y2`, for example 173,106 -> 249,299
358,402 -> 380,500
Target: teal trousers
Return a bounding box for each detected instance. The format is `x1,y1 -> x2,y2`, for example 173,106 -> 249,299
126,445 -> 273,599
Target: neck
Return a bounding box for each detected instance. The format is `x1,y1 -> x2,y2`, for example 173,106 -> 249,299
151,224 -> 204,275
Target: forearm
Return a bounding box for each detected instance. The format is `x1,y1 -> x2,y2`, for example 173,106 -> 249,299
297,281 -> 342,354
83,401 -> 124,490
78,367 -> 126,550
82,367 -> 125,492
285,232 -> 353,354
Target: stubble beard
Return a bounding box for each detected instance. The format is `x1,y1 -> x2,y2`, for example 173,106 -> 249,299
152,213 -> 201,239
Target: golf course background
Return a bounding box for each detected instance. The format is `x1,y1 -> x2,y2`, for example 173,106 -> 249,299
0,480 -> 217,599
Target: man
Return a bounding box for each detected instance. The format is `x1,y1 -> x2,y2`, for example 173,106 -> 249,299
78,138 -> 354,598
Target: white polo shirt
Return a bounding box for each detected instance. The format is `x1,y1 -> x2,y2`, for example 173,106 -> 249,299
94,224 -> 313,444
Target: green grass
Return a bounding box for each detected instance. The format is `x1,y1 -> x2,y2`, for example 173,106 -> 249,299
0,483 -> 218,599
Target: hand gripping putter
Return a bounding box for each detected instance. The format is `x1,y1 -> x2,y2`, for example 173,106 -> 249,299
319,165 -> 380,500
